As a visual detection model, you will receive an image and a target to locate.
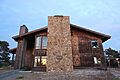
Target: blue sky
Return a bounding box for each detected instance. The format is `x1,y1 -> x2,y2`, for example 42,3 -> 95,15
0,0 -> 120,51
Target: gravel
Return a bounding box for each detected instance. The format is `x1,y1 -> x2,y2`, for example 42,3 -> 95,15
0,68 -> 119,80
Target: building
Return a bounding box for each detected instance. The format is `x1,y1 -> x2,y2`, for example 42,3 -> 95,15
11,15 -> 111,72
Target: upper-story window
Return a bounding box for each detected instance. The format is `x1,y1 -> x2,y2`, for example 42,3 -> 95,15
35,36 -> 47,49
42,36 -> 47,49
91,40 -> 98,48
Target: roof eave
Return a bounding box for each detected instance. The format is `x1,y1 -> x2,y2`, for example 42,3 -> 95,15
12,26 -> 47,41
12,24 -> 111,42
70,24 -> 111,42
102,36 -> 111,43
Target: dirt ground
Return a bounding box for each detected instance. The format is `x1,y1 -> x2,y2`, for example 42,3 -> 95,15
0,68 -> 120,80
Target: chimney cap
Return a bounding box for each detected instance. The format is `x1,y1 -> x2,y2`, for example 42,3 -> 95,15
54,15 -> 64,17
21,24 -> 26,27
20,24 -> 28,31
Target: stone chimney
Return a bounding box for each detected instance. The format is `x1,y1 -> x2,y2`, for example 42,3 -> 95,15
14,25 -> 28,69
47,15 -> 73,72
19,25 -> 28,35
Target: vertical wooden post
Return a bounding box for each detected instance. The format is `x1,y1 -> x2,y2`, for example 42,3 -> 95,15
12,53 -> 14,66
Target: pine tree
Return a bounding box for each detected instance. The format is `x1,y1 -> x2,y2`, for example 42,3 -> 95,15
105,47 -> 120,67
0,41 -> 10,66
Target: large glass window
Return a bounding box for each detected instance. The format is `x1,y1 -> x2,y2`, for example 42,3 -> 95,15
34,56 -> 47,67
34,36 -> 47,67
41,56 -> 47,65
35,36 -> 47,49
42,36 -> 47,49
34,56 -> 40,67
36,36 -> 41,49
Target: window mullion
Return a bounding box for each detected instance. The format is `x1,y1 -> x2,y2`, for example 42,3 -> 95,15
40,36 -> 43,66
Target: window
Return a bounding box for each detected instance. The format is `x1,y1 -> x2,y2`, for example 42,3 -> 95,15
93,57 -> 98,64
41,56 -> 47,65
34,56 -> 47,67
34,56 -> 40,67
35,36 -> 47,49
36,36 -> 41,49
34,36 -> 47,67
93,57 -> 101,64
91,40 -> 98,48
42,36 -> 47,49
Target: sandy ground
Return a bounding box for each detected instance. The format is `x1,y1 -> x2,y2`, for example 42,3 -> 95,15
0,68 -> 120,80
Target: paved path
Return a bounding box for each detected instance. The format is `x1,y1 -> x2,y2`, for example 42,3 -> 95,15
0,70 -> 20,80
109,69 -> 120,79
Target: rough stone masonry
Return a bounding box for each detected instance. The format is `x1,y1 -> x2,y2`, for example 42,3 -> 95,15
47,16 -> 73,72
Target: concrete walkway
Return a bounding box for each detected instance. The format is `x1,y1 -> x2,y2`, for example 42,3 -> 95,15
109,68 -> 120,79
0,70 -> 20,80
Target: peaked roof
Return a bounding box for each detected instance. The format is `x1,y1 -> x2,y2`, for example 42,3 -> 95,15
12,24 -> 111,42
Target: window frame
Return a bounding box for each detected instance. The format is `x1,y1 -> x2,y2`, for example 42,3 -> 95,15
91,40 -> 99,48
34,35 -> 47,67
35,36 -> 42,49
35,35 -> 47,49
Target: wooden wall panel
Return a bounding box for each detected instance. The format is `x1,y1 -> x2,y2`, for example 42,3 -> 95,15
71,27 -> 105,67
